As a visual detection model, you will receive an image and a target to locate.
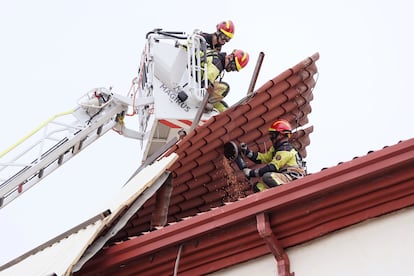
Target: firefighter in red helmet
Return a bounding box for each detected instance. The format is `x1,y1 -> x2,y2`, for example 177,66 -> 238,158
240,119 -> 307,192
200,20 -> 235,52
203,49 -> 249,112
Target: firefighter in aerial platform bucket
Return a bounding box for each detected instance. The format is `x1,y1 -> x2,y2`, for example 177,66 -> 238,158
203,49 -> 249,112
240,119 -> 307,193
178,48 -> 249,112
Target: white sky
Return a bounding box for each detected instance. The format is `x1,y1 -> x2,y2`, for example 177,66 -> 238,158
1,0 -> 413,267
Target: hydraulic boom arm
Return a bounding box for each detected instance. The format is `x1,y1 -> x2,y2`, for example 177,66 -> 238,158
0,88 -> 147,208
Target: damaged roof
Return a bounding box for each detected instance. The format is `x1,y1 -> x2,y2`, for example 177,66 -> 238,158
75,52 -> 320,274
107,52 -> 319,242
4,52 -> 414,275
4,52 -> 374,275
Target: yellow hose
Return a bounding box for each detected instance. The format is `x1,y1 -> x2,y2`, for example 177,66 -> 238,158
0,109 -> 75,158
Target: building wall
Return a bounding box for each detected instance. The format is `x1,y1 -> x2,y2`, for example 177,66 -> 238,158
209,206 -> 414,276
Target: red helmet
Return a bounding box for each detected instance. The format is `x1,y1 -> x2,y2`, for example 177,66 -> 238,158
233,49 -> 249,71
216,20 -> 235,39
269,119 -> 292,133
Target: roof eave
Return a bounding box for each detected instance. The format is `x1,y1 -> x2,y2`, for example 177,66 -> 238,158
77,138 -> 414,275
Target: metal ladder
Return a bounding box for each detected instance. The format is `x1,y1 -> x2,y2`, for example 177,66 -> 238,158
0,89 -> 131,208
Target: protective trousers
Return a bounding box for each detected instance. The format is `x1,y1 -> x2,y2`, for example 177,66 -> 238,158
207,81 -> 229,112
253,172 -> 293,193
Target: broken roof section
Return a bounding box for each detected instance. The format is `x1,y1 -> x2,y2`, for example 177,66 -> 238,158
107,52 -> 319,242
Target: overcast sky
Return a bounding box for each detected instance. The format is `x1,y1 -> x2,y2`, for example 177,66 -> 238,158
1,0 -> 413,266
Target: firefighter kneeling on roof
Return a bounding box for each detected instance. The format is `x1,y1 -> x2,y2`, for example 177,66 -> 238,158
240,119 -> 307,193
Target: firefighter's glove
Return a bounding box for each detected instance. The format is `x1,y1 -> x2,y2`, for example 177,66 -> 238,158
240,142 -> 253,158
243,168 -> 259,178
243,168 -> 251,178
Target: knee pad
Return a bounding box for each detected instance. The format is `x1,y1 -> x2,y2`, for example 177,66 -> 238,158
253,182 -> 268,193
213,101 -> 228,112
262,172 -> 284,187
219,81 -> 230,97
213,81 -> 230,98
